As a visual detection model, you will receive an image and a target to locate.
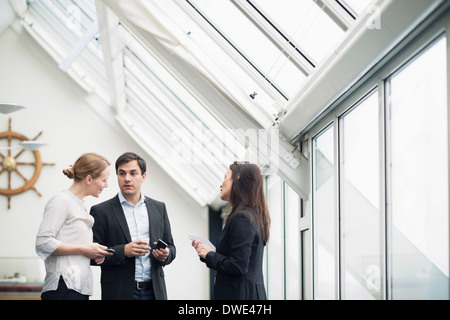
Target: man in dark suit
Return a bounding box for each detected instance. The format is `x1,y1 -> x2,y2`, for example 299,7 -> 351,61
90,152 -> 176,300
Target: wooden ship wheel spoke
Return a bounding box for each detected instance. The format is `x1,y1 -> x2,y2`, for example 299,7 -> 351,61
0,118 -> 54,209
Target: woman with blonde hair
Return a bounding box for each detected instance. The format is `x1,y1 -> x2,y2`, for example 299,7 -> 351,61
36,152 -> 112,300
193,161 -> 270,300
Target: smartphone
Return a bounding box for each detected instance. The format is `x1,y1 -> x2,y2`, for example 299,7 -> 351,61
155,239 -> 167,250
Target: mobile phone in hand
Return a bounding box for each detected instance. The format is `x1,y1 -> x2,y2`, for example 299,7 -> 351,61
155,239 -> 167,250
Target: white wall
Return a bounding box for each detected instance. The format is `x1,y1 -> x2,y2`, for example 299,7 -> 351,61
0,26 -> 210,299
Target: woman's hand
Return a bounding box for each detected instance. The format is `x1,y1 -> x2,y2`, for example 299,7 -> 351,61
82,243 -> 112,260
95,257 -> 106,265
192,240 -> 212,259
53,242 -> 112,260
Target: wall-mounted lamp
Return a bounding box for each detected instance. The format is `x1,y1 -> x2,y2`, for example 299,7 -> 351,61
0,103 -> 25,114
0,103 -> 46,151
0,140 -> 47,151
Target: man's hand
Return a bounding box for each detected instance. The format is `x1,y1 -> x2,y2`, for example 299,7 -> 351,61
152,242 -> 169,262
124,240 -> 150,257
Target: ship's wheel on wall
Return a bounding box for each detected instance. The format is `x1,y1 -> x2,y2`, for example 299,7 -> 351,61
0,118 -> 55,209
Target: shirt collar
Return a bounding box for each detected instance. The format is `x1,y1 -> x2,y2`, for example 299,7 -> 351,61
118,192 -> 146,206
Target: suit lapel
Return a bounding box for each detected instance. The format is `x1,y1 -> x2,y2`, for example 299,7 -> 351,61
112,195 -> 132,243
146,197 -> 157,244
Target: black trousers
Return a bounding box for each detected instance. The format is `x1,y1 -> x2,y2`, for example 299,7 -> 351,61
41,276 -> 89,300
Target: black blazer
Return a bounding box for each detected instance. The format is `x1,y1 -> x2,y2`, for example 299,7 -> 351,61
90,194 -> 176,300
204,211 -> 267,300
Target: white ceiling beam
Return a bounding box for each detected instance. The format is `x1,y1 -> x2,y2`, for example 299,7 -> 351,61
0,1 -> 16,33
58,21 -> 98,71
313,0 -> 354,31
8,0 -> 27,17
95,0 -> 126,114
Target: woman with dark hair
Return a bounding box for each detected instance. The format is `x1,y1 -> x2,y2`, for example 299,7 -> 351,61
192,161 -> 270,300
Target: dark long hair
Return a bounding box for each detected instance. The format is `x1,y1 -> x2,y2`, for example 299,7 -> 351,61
226,161 -> 270,245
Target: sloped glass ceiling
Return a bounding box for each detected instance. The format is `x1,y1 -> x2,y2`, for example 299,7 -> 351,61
23,0 -> 109,101
19,0 -> 376,206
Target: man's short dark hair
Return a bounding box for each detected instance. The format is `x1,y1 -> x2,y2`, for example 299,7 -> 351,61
115,152 -> 147,175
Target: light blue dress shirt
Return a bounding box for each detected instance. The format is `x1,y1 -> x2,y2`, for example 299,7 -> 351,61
119,192 -> 151,282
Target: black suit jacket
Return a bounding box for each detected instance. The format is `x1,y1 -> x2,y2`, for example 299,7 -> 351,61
90,194 -> 176,300
204,211 -> 266,300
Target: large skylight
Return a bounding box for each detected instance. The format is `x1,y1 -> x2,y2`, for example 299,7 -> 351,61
185,0 -> 374,100
17,0 -> 379,206
187,0 -> 308,100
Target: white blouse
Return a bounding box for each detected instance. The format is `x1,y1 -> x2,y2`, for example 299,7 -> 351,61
35,190 -> 94,296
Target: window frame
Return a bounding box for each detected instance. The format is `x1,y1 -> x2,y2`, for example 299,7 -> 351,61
305,7 -> 450,300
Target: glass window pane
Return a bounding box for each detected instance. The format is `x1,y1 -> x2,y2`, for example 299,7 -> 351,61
265,175 -> 284,299
301,228 -> 312,299
313,125 -> 336,299
285,182 -> 301,299
340,91 -> 381,299
389,36 -> 448,300
190,0 -> 306,99
252,0 -> 345,64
